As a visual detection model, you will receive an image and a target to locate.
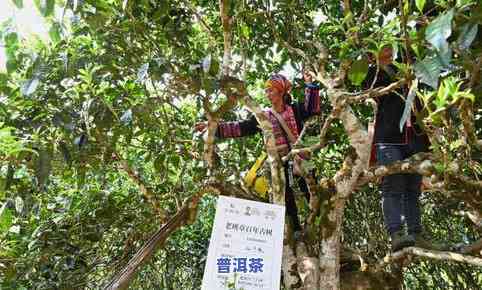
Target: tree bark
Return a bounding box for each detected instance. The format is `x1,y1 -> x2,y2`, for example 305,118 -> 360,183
103,196 -> 200,290
219,0 -> 232,76
317,100 -> 372,289
319,198 -> 345,290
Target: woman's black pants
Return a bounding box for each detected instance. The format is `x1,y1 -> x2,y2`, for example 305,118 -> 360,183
284,167 -> 311,232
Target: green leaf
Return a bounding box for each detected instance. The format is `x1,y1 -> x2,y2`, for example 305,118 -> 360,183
6,59 -> 17,74
434,163 -> 445,174
456,0 -> 474,8
457,92 -> 476,103
403,0 -> 410,15
348,59 -> 369,86
0,204 -> 13,232
49,22 -> 62,43
240,25 -> 250,38
208,58 -> 219,76
34,0 -> 55,17
300,136 -> 320,147
415,0 -> 426,13
450,139 -> 464,151
11,0 -> 23,9
399,80 -> 418,132
414,56 -> 442,89
434,81 -> 449,110
4,32 -> 18,50
435,45 -> 452,68
0,73 -> 8,93
425,8 -> 454,52
21,77 -> 40,96
457,24 -> 478,50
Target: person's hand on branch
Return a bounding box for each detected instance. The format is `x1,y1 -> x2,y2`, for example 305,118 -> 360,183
194,122 -> 207,133
303,69 -> 313,84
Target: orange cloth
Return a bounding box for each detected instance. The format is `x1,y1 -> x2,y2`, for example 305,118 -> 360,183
265,74 -> 292,96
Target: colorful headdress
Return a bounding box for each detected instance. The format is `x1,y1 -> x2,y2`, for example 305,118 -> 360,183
265,74 -> 292,97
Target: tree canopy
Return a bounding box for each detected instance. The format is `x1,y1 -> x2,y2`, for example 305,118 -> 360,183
0,0 -> 481,289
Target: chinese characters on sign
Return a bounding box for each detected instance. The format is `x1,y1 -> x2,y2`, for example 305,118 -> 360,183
201,196 -> 285,290
217,257 -> 264,274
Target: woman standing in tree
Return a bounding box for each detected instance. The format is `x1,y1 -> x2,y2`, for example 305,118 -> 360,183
367,46 -> 443,251
195,72 -> 320,237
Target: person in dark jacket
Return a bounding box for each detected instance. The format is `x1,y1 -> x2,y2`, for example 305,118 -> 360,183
367,46 -> 441,251
195,73 -> 320,236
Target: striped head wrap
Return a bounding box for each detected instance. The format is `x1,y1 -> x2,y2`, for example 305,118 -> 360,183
265,74 -> 292,98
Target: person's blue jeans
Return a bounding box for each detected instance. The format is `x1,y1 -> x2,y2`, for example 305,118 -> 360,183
376,137 -> 427,235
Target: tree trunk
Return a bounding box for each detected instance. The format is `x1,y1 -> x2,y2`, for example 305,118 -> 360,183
318,198 -> 345,290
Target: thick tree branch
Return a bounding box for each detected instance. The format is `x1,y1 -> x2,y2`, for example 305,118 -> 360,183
342,0 -> 352,16
283,79 -> 404,163
447,173 -> 482,216
460,238 -> 482,255
296,242 -> 320,288
243,96 -> 286,205
205,179 -> 260,201
220,0 -> 232,76
282,241 -> 301,288
357,152 -> 433,186
399,0 -> 412,67
448,173 -> 482,192
318,149 -> 366,289
282,110 -> 337,161
377,247 -> 482,269
201,78 -> 244,170
462,211 -> 482,227
346,79 -> 406,104
338,107 -> 369,163
202,98 -> 219,170
460,99 -> 477,148
103,193 -> 203,290
357,0 -> 369,23
468,54 -> 482,89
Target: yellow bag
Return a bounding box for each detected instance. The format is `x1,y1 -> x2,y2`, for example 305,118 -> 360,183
243,152 -> 269,198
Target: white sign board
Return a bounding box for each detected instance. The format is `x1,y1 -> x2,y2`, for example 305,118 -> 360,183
201,196 -> 285,290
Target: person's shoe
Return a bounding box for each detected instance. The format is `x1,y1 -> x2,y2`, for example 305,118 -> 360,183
410,231 -> 448,251
391,230 -> 415,252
